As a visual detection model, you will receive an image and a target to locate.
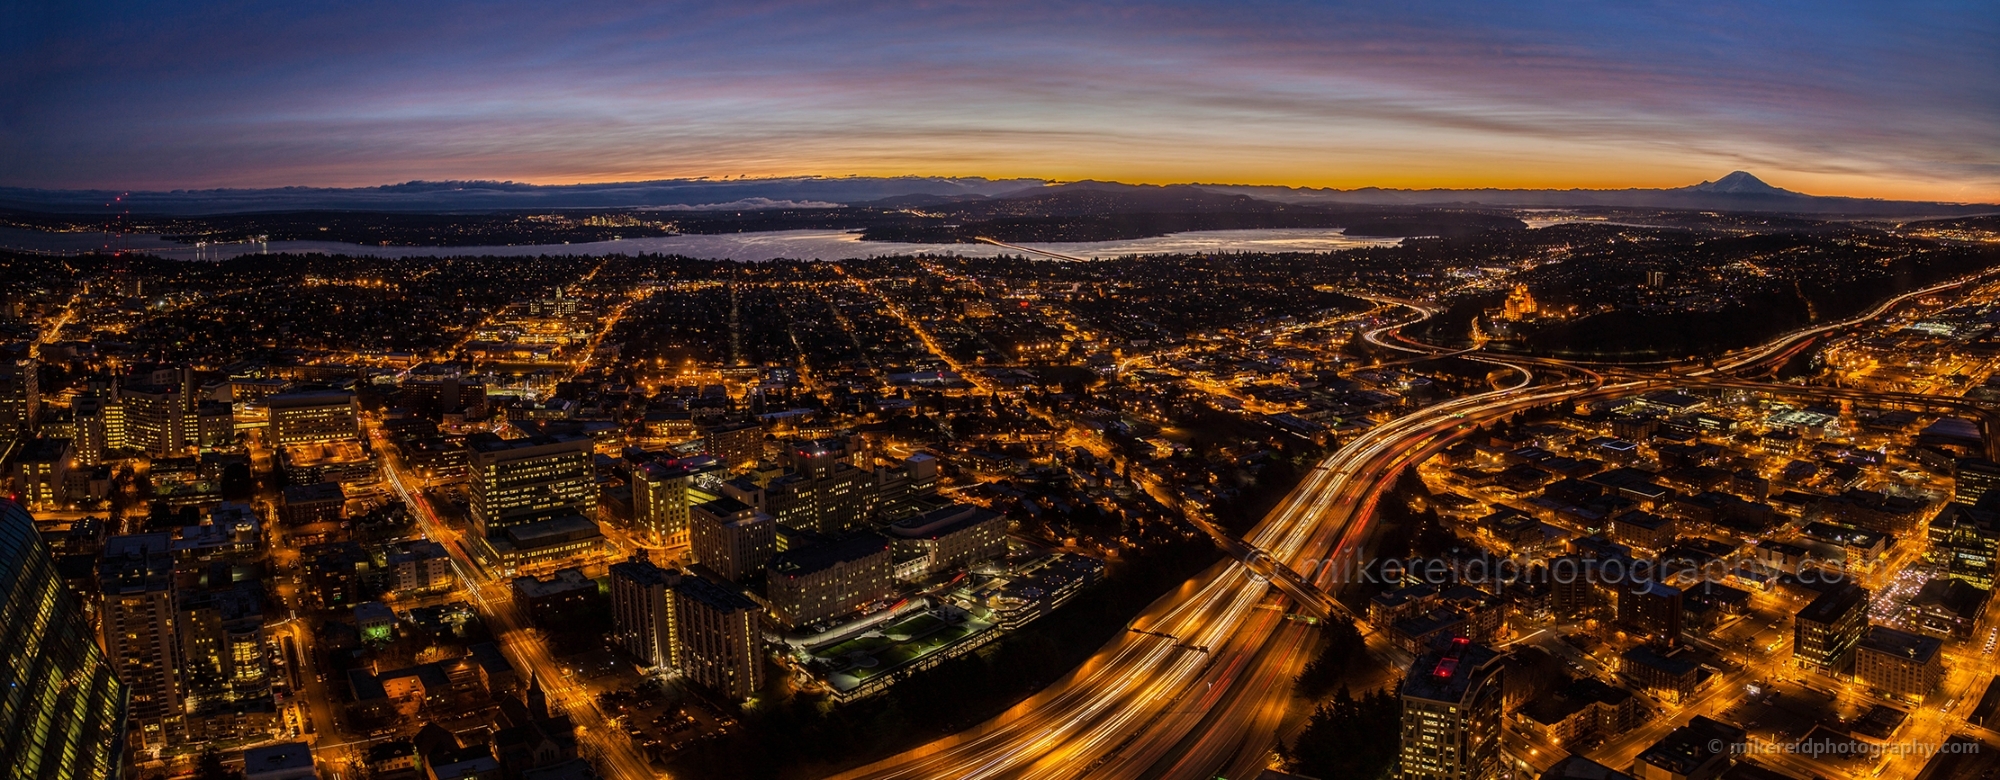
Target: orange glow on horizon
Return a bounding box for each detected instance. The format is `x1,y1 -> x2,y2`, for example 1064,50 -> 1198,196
362,163 -> 1992,206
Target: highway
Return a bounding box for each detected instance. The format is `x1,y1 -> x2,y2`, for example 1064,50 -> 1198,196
836,270 -> 1968,779
835,292 -> 1634,778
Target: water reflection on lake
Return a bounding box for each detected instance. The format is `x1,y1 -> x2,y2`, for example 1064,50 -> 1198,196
0,226 -> 1398,262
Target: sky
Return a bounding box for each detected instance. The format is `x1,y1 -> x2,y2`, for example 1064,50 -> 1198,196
3,1 -> 1996,201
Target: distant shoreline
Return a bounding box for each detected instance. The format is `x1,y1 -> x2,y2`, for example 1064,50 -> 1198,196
0,225 -> 1399,263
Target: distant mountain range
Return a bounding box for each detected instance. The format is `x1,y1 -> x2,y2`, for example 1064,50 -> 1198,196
0,177 -> 1046,216
1204,171 -> 1994,217
0,172 -> 1989,218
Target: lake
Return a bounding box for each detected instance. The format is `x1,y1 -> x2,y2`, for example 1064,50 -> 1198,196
0,226 -> 1399,262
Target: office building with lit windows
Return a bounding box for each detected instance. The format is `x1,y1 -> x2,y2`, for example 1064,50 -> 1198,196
674,572 -> 765,701
765,439 -> 871,535
100,533 -> 184,748
467,432 -> 596,536
700,420 -> 764,469
1,498 -> 128,779
266,389 -> 359,445
1928,501 -> 2000,589
0,354 -> 38,450
1955,458 -> 2000,505
688,496 -> 777,583
7,436 -> 73,511
766,532 -> 895,629
1854,626 -> 1944,702
885,503 -> 1007,580
632,458 -> 720,546
1399,638 -> 1506,780
609,557 -> 679,671
119,383 -> 190,455
1794,582 -> 1868,675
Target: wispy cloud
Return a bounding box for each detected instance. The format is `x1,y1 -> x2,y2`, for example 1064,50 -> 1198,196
2,0 -> 1993,200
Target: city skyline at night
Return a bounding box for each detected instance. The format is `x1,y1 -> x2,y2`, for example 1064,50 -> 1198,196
10,4 -> 2000,780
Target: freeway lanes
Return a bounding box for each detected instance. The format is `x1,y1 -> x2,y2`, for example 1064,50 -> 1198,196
836,334 -> 1622,778
1135,385 -> 1634,780
829,273 -> 1995,780
835,268 -> 1978,778
1109,379 -> 1645,780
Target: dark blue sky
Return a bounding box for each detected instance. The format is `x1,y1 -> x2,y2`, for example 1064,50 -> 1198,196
5,1 -> 1994,200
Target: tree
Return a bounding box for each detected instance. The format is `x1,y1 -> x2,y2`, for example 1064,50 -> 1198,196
193,748 -> 242,780
221,462 -> 256,501
1285,684 -> 1402,780
1294,618 -> 1367,699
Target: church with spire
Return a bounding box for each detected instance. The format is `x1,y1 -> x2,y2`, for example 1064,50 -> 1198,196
494,670 -> 581,775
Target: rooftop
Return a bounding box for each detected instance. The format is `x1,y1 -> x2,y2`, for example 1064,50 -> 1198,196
1638,716 -> 1744,776
694,495 -> 756,518
888,504 -> 1001,539
1399,638 -> 1502,705
499,515 -> 601,548
770,532 -> 891,578
1858,626 -> 1944,664
677,572 -> 760,613
1622,644 -> 1699,676
282,481 -> 345,505
513,567 -> 596,598
1540,756 -> 1636,780
267,388 -> 356,407
243,741 -> 315,774
467,431 -> 589,454
15,437 -> 70,462
1797,582 -> 1867,624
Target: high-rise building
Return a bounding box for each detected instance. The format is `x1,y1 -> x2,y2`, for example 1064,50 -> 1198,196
7,436 -> 73,511
0,353 -> 38,448
119,383 -> 189,455
1854,626 -> 1944,702
266,390 -> 359,445
0,498 -> 128,780
673,573 -> 765,701
178,580 -> 269,711
467,432 -> 596,537
401,378 -> 485,417
688,496 -> 777,583
1794,583 -> 1868,675
700,420 -> 764,470
194,401 -> 234,450
72,394 -> 113,465
1548,555 -> 1606,621
867,452 -> 941,521
1927,502 -> 2000,589
765,439 -> 870,535
765,532 -> 894,629
1955,459 -> 2000,505
608,557 -> 679,671
1616,581 -> 1683,645
1398,638 -> 1506,780
631,459 -> 716,546
100,533 -> 184,748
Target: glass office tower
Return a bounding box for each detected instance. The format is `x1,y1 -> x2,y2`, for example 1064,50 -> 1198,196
1,498 -> 128,779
